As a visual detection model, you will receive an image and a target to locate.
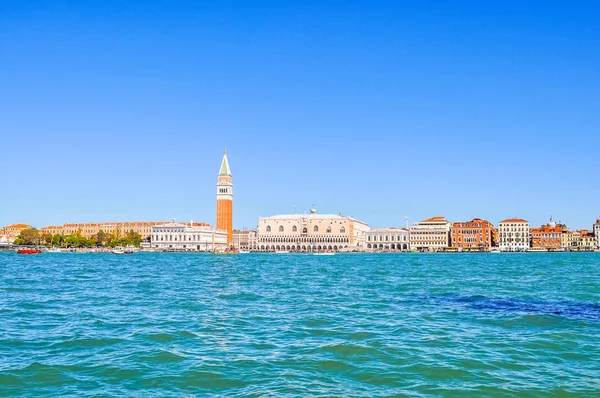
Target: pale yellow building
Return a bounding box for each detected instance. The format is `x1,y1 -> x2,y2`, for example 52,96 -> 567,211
2,224 -> 31,243
576,230 -> 595,251
409,216 -> 451,251
253,208 -> 370,252
40,225 -> 64,238
42,221 -> 170,240
561,229 -> 576,250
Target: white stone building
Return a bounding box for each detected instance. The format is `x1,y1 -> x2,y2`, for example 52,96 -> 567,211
366,228 -> 410,251
409,216 -> 451,251
594,219 -> 600,249
252,208 -> 370,252
150,221 -> 227,251
498,218 -> 530,251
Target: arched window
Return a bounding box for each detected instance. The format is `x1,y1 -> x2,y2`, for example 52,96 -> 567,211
340,227 -> 346,233
292,225 -> 297,232
302,227 -> 308,234
326,227 -> 331,233
314,225 -> 319,232
279,226 -> 284,232
266,226 -> 271,232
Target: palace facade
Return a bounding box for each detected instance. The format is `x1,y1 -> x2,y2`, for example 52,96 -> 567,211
251,208 -> 369,252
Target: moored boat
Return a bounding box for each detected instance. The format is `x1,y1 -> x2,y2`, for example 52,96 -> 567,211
17,248 -> 42,254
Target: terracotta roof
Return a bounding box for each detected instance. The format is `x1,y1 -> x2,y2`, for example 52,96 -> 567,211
4,223 -> 30,229
420,216 -> 448,223
499,218 -> 528,224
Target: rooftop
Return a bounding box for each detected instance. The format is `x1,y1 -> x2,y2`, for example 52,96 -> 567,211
499,218 -> 529,224
4,223 -> 30,229
419,216 -> 449,223
219,150 -> 231,176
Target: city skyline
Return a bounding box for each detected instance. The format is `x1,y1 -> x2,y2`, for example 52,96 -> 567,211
1,2 -> 599,230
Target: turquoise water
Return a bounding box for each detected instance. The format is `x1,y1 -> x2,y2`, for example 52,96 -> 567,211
1,252 -> 599,397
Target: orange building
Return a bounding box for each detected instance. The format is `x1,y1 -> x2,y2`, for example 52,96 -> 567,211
451,218 -> 497,250
531,218 -> 567,250
2,223 -> 32,243
216,150 -> 233,245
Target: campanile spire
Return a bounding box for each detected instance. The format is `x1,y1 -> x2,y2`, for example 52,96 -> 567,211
216,150 -> 233,245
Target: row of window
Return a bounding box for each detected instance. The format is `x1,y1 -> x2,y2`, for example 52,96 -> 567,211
259,237 -> 349,243
266,225 -> 346,233
367,235 -> 408,242
153,234 -> 211,242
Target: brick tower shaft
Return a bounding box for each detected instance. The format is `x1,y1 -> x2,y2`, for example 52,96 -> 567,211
216,150 -> 233,245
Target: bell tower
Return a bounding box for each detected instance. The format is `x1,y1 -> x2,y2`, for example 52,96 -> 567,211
216,150 -> 233,245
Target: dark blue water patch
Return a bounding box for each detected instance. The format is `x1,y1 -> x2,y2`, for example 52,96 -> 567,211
425,295 -> 600,320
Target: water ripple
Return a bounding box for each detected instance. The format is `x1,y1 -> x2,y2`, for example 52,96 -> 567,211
0,252 -> 599,396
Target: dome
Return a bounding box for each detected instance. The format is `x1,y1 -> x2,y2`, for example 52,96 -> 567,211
310,207 -> 317,214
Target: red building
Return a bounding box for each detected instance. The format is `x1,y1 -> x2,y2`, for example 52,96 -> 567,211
451,218 -> 497,250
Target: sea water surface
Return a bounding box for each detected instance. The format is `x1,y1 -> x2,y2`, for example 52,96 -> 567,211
1,252 -> 599,397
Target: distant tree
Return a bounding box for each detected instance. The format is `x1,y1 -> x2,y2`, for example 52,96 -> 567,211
125,229 -> 142,247
97,230 -> 107,246
88,235 -> 98,247
17,228 -> 40,245
64,234 -> 90,248
51,234 -> 63,247
40,232 -> 52,245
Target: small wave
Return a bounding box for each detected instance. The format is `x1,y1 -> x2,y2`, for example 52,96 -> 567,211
319,343 -> 382,357
139,350 -> 187,362
50,337 -> 125,349
145,333 -> 178,342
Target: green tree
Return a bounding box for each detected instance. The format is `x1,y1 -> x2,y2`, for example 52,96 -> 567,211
64,234 -> 90,248
125,229 -> 142,247
17,228 -> 40,245
88,235 -> 98,247
40,232 -> 52,245
97,230 -> 107,246
51,234 -> 63,247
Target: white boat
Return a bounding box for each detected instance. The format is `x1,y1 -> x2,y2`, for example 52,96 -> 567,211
46,247 -> 62,253
112,248 -> 134,254
275,250 -> 290,254
313,252 -> 335,256
239,250 -> 250,254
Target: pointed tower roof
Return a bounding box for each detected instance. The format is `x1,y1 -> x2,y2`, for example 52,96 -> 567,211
219,150 -> 231,176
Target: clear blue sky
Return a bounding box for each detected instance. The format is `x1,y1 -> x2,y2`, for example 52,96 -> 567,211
1,1 -> 599,230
